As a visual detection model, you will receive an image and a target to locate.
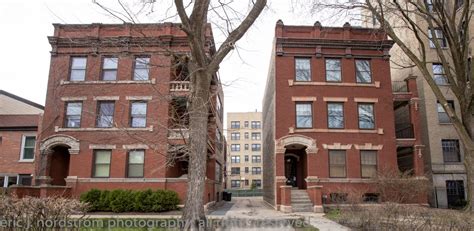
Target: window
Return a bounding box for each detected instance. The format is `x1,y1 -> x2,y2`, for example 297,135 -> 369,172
244,121 -> 249,128
442,139 -> 461,162
101,57 -> 118,80
230,121 -> 240,129
65,102 -> 82,128
329,150 -> 346,178
93,150 -> 111,178
20,136 -> 35,160
231,180 -> 241,188
330,193 -> 348,203
252,155 -> 261,163
18,174 -> 32,186
252,179 -> 262,188
295,58 -> 311,81
251,132 -> 261,140
429,28 -> 447,48
96,101 -> 115,128
244,144 -> 249,150
251,121 -> 261,129
326,59 -> 342,82
455,0 -> 464,10
244,132 -> 249,139
327,103 -> 344,129
244,155 -> 249,162
130,101 -> 147,127
244,179 -> 249,186
251,144 -> 261,151
231,167 -> 240,175
446,180 -> 465,208
252,167 -> 262,175
245,167 -> 249,173
433,63 -> 448,85
215,164 -> 222,183
361,151 -> 377,178
231,132 -> 240,140
70,57 -> 87,81
355,60 -> 372,83
231,144 -> 240,152
133,57 -> 150,80
170,97 -> 189,127
426,0 -> 434,12
437,101 -> 455,123
127,150 -> 144,178
231,156 -> 240,163
296,103 -> 312,128
426,0 -> 444,12
358,103 -> 375,129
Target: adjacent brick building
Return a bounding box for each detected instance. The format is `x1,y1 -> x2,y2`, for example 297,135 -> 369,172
28,23 -> 225,204
262,21 -> 425,212
0,90 -> 44,189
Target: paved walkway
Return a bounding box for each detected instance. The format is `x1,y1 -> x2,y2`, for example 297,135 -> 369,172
208,197 -> 350,231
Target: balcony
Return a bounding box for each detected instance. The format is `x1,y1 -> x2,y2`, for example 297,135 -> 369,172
170,81 -> 190,92
395,123 -> 414,139
392,81 -> 408,92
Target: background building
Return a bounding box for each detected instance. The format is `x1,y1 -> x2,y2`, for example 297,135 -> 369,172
0,90 -> 43,189
262,21 -> 425,212
226,112 -> 263,190
17,23 -> 225,204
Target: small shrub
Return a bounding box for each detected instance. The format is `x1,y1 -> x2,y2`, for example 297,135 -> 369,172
80,189 -> 180,213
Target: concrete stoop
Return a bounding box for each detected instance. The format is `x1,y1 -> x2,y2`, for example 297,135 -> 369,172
291,189 -> 313,213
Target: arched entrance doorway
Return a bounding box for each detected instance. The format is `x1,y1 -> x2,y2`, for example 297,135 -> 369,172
49,146 -> 70,186
39,135 -> 80,186
284,145 -> 307,189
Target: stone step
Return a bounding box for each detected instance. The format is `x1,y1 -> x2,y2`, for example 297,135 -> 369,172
292,205 -> 313,213
291,199 -> 312,204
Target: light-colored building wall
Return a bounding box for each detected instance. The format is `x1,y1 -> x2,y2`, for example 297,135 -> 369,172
226,112 -> 263,189
0,92 -> 44,115
363,1 -> 473,208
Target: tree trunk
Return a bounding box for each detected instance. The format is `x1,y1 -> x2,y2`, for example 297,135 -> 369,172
182,68 -> 212,230
464,148 -> 474,212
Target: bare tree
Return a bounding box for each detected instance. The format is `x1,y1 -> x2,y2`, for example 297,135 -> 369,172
307,0 -> 473,211
91,0 -> 267,229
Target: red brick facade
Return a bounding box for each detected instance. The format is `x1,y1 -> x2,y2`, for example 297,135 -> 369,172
262,21 -> 426,211
27,23 -> 225,205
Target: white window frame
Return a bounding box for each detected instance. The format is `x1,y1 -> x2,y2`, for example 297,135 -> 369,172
19,134 -> 36,162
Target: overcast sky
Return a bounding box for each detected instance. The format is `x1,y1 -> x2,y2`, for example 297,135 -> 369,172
0,0 -> 342,116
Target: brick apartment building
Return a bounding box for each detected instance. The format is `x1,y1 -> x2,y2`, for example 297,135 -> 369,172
226,112 -> 263,189
0,90 -> 44,189
262,21 -> 425,212
22,23 -> 225,204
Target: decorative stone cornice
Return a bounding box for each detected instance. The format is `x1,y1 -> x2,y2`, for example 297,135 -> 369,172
89,144 -> 116,150
40,134 -> 80,154
125,96 -> 153,101
275,134 -> 318,154
122,144 -> 149,150
291,96 -> 317,102
61,96 -> 87,101
93,96 -> 120,101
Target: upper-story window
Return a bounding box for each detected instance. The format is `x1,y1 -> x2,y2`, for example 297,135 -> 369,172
296,102 -> 312,128
65,102 -> 82,128
455,0 -> 464,10
361,150 -> 377,178
130,101 -> 147,128
251,121 -> 261,129
231,132 -> 240,140
442,139 -> 461,162
20,136 -> 35,161
102,57 -> 118,81
133,57 -> 150,80
92,150 -> 111,178
231,144 -> 240,152
326,59 -> 342,82
96,101 -> 115,128
244,132 -> 249,139
437,100 -> 455,123
429,28 -> 448,48
327,103 -> 344,129
329,150 -> 346,178
251,132 -> 261,140
231,156 -> 240,163
433,63 -> 448,85
355,60 -> 372,83
244,121 -> 249,128
251,144 -> 261,151
70,57 -> 87,81
358,103 -> 375,129
295,58 -> 311,81
231,121 -> 240,129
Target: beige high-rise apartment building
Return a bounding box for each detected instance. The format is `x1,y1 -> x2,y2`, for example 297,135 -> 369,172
363,1 -> 473,209
226,112 -> 263,189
